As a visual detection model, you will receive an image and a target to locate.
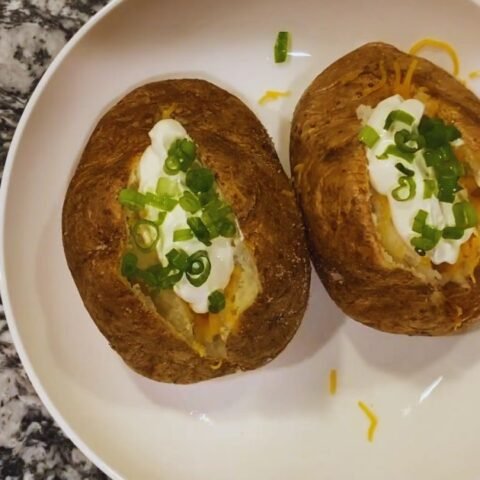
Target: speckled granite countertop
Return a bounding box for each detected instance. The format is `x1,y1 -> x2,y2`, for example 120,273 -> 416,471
0,2 -> 110,478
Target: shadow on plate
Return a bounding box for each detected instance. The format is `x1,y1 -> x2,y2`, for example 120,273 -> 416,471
345,317 -> 480,381
128,271 -> 344,417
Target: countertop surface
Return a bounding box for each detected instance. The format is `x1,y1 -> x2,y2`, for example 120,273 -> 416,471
0,2 -> 110,478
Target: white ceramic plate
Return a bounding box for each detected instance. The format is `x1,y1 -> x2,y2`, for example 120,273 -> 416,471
3,0 -> 480,478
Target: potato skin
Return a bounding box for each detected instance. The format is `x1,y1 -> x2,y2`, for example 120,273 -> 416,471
290,42 -> 480,335
63,79 -> 310,383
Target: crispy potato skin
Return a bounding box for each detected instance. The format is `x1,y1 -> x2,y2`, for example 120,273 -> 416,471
63,79 -> 310,383
290,42 -> 480,335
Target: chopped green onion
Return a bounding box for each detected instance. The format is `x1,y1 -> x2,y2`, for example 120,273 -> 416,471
442,226 -> 464,240
156,178 -> 180,197
359,125 -> 380,148
136,269 -> 158,287
437,188 -> 456,203
203,198 -> 233,221
437,174 -> 461,204
166,248 -> 189,272
186,168 -> 215,193
208,290 -> 226,313
173,228 -> 194,242
391,176 -> 416,201
423,149 -> 442,168
274,31 -> 290,63
201,212 -> 220,239
217,218 -> 237,237
395,162 -> 415,177
410,236 -> 437,252
187,217 -> 212,246
118,188 -> 146,209
167,139 -> 197,172
384,110 -> 415,130
179,191 -> 201,213
422,225 -> 441,243
378,145 -> 414,163
423,179 -> 437,199
156,211 -> 167,225
186,251 -> 211,287
394,129 -> 425,153
412,210 -> 428,234
178,139 -> 196,168
144,192 -> 178,211
446,124 -> 462,142
163,155 -> 181,175
419,116 -> 449,148
121,252 -> 138,277
158,266 -> 183,289
453,201 -> 478,229
197,188 -> 218,207
131,219 -> 159,251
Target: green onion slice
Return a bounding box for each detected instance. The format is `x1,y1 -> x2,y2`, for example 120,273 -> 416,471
217,218 -> 237,237
446,124 -> 462,142
186,251 -> 212,287
156,211 -> 167,225
391,176 -> 416,201
274,31 -> 290,63
156,177 -> 180,197
442,226 -> 464,240
359,125 -> 380,148
423,179 -> 437,199
410,236 -> 437,252
166,139 -> 197,172
166,248 -> 189,272
173,228 -> 194,242
422,225 -> 441,243
132,219 -> 159,251
121,252 -> 138,277
144,192 -> 178,211
453,201 -> 478,229
394,129 -> 425,153
395,162 -> 415,177
186,168 -> 215,193
187,217 -> 212,246
412,209 -> 428,234
378,145 -> 414,163
118,188 -> 146,209
384,110 -> 415,130
208,290 -> 226,313
163,155 -> 181,175
179,191 -> 201,213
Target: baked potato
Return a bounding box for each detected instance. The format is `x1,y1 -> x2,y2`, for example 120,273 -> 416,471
291,42 -> 480,335
63,79 -> 310,383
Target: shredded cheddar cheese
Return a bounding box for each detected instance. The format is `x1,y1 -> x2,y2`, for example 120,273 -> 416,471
409,38 -> 460,77
358,401 -> 378,442
392,60 -> 418,98
161,104 -> 177,119
469,70 -> 480,80
258,90 -> 291,105
329,369 -> 337,395
210,360 -> 223,370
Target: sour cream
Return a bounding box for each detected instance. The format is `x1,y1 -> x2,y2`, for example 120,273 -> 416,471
358,94 -> 472,265
137,119 -> 236,313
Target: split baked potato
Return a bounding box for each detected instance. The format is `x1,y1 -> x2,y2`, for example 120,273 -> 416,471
63,79 -> 310,383
291,42 -> 480,335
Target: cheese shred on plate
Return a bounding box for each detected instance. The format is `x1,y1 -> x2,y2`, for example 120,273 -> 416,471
358,401 -> 378,442
329,369 -> 337,395
409,38 -> 460,77
258,90 -> 290,105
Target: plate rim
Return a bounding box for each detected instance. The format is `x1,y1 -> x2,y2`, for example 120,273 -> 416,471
0,1 -> 125,478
